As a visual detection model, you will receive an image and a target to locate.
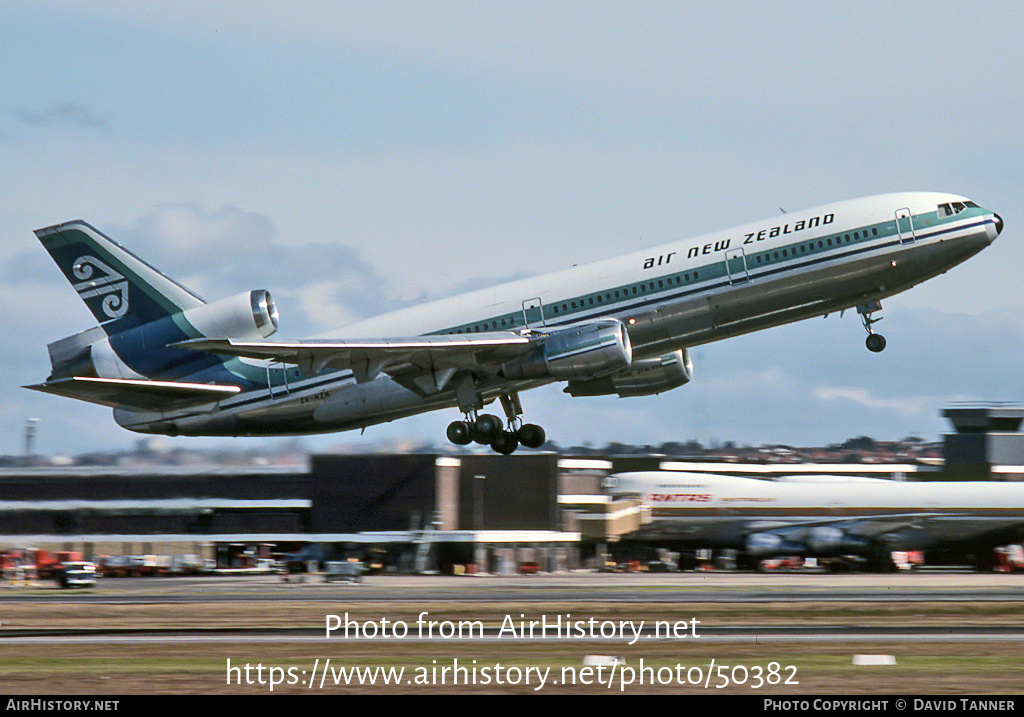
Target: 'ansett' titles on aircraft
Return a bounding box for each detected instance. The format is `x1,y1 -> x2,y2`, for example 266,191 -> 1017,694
25,192 -> 1003,453
608,470 -> 1024,567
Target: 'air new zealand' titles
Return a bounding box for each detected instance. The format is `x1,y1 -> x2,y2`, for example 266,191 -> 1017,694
26,192 -> 1004,453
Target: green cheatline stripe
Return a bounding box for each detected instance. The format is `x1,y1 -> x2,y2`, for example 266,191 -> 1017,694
441,206 -> 989,336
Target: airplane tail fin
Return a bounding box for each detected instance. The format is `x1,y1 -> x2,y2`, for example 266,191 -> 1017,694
34,220 -> 207,335
33,221 -> 277,393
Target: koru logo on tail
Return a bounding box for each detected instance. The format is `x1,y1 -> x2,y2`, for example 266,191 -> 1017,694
72,255 -> 129,319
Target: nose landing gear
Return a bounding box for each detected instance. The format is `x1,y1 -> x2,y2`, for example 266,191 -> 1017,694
858,301 -> 886,353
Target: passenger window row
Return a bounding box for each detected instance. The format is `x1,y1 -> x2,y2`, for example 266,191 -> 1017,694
448,219 -> 890,334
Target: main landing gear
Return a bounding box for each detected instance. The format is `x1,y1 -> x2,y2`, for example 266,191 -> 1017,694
858,301 -> 886,353
446,391 -> 546,454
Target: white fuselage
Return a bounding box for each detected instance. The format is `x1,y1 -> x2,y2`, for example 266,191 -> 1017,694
609,472 -> 1024,516
605,470 -> 1024,558
115,191 -> 1002,436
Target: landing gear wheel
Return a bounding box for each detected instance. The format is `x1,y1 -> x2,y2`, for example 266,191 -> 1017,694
446,421 -> 472,445
491,431 -> 519,455
472,414 -> 503,444
865,333 -> 886,353
516,423 -> 546,449
857,301 -> 886,352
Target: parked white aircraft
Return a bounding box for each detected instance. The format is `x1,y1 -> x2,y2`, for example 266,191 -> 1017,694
27,192 -> 1002,452
606,471 -> 1024,567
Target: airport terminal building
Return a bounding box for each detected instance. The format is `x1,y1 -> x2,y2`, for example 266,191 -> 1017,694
0,454 -> 618,573
3,404 -> 1024,573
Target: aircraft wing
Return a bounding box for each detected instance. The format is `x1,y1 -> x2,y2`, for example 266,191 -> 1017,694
747,513 -> 935,537
24,377 -> 241,410
175,332 -> 533,391
760,513 -> 1024,556
625,512 -> 948,555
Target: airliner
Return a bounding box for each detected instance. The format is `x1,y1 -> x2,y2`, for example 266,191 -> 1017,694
606,470 -> 1024,569
26,192 -> 1003,453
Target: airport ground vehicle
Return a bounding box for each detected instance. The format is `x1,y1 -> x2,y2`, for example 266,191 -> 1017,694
55,561 -> 97,588
323,561 -> 363,583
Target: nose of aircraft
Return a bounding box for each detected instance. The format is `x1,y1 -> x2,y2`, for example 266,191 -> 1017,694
994,213 -> 1004,236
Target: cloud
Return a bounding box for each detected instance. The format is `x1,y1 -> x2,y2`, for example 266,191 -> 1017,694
812,386 -> 930,419
1,3 -> 1020,456
291,282 -> 368,331
13,103 -> 107,130
109,204 -> 402,335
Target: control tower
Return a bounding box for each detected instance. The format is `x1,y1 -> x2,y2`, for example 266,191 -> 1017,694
942,404 -> 1024,480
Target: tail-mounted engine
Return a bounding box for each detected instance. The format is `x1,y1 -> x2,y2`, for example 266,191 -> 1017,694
176,290 -> 279,341
46,290 -> 279,381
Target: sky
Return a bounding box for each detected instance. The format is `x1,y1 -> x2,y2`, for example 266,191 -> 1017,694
1,2 -> 1022,457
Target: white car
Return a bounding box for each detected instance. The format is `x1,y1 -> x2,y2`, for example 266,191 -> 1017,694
58,561 -> 97,588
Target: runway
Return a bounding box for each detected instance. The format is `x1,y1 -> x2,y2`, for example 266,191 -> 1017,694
2,570 -> 1022,693
3,625 -> 1024,645
2,569 -> 1020,603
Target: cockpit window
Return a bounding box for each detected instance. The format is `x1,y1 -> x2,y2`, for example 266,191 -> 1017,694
938,201 -> 972,217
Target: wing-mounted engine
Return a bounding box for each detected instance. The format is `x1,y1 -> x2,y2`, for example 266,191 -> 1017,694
744,532 -> 807,557
564,348 -> 693,397
745,527 -> 873,558
803,527 -> 872,556
501,319 -> 632,381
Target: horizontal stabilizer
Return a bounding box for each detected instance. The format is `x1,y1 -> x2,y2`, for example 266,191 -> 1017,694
24,377 -> 240,410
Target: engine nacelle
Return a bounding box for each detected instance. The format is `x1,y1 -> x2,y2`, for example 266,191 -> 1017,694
502,319 -> 632,381
805,527 -> 872,556
46,290 -> 279,381
178,290 -> 279,340
745,532 -> 808,557
746,528 -> 874,559
564,348 -> 693,397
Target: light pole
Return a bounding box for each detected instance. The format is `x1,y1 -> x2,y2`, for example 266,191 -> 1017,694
24,418 -> 39,458
474,474 -> 486,573
474,474 -> 485,530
